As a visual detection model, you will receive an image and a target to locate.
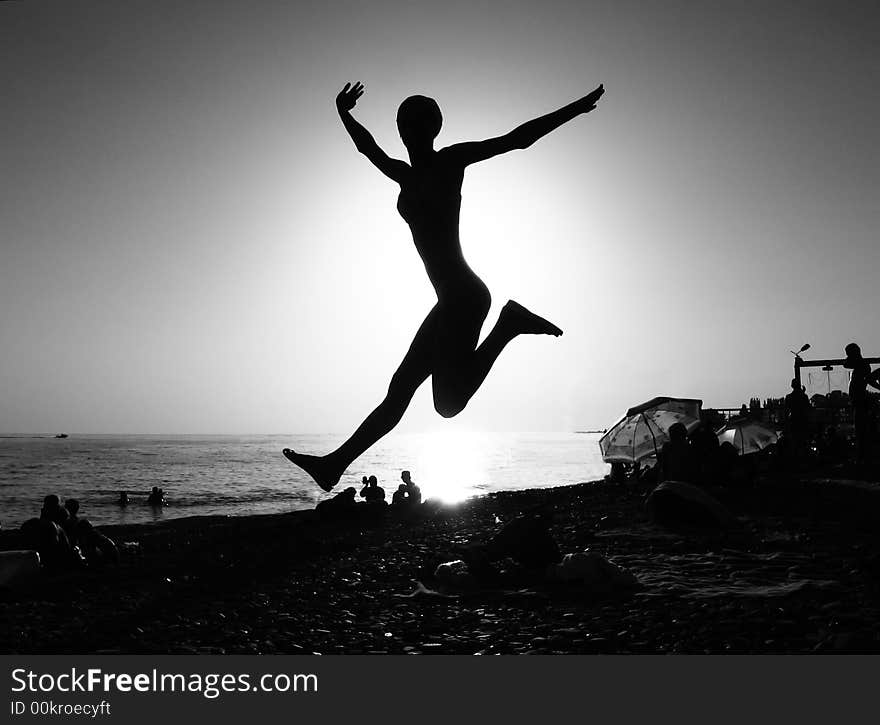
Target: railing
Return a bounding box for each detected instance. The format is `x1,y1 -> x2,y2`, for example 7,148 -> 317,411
794,355 -> 880,386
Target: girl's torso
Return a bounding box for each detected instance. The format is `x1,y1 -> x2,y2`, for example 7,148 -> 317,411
396,150 -> 476,293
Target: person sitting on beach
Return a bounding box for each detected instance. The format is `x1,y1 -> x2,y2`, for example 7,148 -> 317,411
716,441 -> 741,484
62,498 -> 81,545
456,511 -> 562,586
40,495 -> 70,528
316,486 -> 359,519
659,423 -> 697,482
606,461 -> 627,484
64,498 -> 79,520
76,520 -> 119,566
20,517 -> 81,570
401,470 -> 421,505
638,460 -> 659,484
360,475 -> 386,504
689,424 -> 720,481
485,510 -> 561,568
391,484 -> 409,507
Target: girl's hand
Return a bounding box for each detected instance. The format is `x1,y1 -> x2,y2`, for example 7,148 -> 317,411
336,81 -> 365,112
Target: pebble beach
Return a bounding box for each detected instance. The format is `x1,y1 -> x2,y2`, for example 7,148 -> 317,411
3,471 -> 880,655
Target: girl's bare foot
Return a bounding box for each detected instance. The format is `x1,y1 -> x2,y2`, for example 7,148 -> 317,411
282,449 -> 343,492
500,300 -> 563,337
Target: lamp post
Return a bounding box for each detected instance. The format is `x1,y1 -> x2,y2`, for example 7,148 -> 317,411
791,343 -> 811,388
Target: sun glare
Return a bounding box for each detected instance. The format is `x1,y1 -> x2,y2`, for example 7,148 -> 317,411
409,430 -> 490,504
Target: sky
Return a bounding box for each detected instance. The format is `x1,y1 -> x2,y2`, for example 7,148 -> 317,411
1,0 -> 878,434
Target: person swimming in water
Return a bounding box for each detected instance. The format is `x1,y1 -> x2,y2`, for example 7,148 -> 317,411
284,80 -> 605,491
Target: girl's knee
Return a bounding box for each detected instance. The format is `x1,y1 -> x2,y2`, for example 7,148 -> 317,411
434,400 -> 464,419
433,388 -> 468,418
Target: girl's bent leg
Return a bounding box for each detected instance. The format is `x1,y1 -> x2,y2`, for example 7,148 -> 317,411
432,299 -> 562,418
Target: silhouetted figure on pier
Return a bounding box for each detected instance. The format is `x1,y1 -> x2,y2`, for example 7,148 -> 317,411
784,379 -> 811,456
284,81 -> 605,491
844,343 -> 880,463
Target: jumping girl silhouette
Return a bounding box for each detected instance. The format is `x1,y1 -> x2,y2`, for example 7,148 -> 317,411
284,81 -> 605,491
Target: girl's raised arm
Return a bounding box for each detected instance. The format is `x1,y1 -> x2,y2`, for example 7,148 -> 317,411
337,82 -> 409,184
445,84 -> 604,167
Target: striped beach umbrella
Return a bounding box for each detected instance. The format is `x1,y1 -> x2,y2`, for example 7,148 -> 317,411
716,417 -> 779,455
599,397 -> 703,464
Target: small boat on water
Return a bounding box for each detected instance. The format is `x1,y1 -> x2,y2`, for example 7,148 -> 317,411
54,433 -> 68,439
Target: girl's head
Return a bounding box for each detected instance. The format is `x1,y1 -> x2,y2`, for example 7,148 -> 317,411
397,95 -> 442,147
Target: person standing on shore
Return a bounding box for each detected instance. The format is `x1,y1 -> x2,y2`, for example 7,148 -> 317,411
284,80 -> 605,492
784,378 -> 811,458
843,343 -> 880,463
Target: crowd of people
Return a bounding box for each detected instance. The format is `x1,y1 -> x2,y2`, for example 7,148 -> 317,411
315,470 -> 426,521
607,342 -> 880,490
608,422 -> 750,488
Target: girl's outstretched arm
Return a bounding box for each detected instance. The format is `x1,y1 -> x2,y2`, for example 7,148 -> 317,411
446,84 -> 604,167
337,81 -> 409,183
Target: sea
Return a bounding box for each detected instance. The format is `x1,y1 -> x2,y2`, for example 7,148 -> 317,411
0,432 -> 608,529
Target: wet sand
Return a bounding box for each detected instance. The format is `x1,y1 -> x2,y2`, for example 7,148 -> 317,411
2,475 -> 880,654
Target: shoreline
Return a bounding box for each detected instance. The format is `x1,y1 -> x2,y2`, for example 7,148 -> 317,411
3,475 -> 880,654
0,431 -> 608,530
0,476 -> 603,533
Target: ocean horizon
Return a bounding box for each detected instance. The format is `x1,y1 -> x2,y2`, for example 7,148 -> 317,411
0,431 -> 609,528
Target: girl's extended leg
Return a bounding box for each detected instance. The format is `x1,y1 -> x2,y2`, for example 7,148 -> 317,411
283,307 -> 437,491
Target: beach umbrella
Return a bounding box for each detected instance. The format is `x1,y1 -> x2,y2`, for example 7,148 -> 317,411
716,417 -> 778,456
599,397 -> 703,464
